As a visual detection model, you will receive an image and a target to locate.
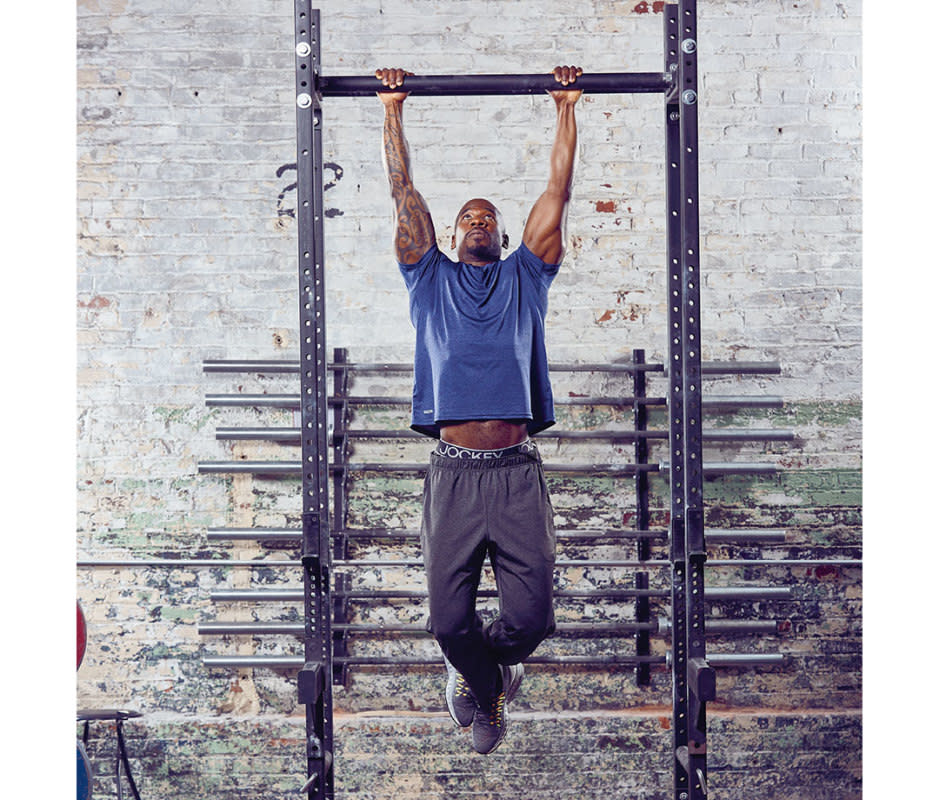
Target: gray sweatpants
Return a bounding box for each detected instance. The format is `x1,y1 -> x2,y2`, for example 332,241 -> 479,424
421,443 -> 556,703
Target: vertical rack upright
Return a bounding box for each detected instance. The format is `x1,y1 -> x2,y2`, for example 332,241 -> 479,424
665,3 -> 715,800
293,5 -> 335,799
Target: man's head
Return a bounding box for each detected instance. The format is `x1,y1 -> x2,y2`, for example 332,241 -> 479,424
451,198 -> 509,265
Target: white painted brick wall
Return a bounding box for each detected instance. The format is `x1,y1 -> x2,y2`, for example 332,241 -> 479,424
76,0 -> 861,718
80,3 -> 854,367
77,0 -> 862,451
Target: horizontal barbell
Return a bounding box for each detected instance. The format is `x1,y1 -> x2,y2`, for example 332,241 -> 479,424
214,426 -> 794,444
204,393 -> 783,410
76,557 -> 856,571
197,619 -> 778,637
196,460 -> 779,476
205,526 -> 788,544
202,359 -> 780,375
208,526 -> 671,542
206,586 -> 795,602
200,652 -> 785,669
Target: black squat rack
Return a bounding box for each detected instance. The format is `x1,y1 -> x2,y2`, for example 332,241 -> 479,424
199,2 -> 779,798
67,2 -> 862,796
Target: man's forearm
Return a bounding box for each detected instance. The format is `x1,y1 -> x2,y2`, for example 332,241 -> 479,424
521,90 -> 581,263
382,100 -> 413,197
546,100 -> 578,199
382,100 -> 434,264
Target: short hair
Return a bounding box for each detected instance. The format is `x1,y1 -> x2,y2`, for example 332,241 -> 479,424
454,198 -> 504,231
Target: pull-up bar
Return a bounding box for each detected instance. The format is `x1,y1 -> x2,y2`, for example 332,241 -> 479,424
316,71 -> 672,97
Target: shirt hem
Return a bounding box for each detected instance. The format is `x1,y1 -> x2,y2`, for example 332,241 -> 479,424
410,419 -> 555,440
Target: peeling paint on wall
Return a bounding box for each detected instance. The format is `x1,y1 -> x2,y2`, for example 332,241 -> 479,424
77,0 -> 861,795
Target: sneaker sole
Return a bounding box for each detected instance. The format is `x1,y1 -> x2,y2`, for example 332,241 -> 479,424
503,663 -> 524,704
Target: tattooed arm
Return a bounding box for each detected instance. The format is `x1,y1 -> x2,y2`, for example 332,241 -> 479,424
376,68 -> 436,265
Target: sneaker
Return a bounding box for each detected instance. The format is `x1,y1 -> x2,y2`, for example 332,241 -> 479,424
472,663 -> 524,755
444,656 -> 477,727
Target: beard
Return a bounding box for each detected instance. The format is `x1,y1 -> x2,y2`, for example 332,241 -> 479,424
463,230 -> 501,261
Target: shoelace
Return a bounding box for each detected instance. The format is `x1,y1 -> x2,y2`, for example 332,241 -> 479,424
455,675 -> 473,700
487,691 -> 506,726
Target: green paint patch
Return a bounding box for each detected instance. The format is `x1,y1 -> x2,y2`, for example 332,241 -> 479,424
783,401 -> 862,428
127,511 -> 172,530
703,469 -> 861,508
159,606 -> 199,622
154,405 -> 218,432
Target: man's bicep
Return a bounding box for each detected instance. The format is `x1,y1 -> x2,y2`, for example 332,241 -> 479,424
394,188 -> 436,264
522,190 -> 566,264
399,241 -> 441,287
396,235 -> 435,265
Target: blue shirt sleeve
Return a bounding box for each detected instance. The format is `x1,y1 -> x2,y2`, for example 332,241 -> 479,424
515,241 -> 561,287
397,244 -> 441,292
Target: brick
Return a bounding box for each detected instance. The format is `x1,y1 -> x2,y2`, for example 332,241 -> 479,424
78,0 -> 861,796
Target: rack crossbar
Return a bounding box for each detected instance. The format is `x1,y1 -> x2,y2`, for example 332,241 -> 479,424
319,72 -> 671,97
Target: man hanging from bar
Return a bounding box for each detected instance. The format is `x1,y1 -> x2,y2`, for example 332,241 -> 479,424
376,65 -> 582,755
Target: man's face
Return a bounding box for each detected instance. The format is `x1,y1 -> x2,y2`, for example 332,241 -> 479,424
452,199 -> 507,263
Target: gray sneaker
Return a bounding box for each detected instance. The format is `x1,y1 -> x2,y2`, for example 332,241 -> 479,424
444,656 -> 477,727
472,663 -> 524,755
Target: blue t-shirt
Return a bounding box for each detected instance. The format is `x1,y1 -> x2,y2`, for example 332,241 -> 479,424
399,242 -> 559,438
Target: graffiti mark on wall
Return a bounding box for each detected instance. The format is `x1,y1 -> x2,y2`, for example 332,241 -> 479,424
275,162 -> 345,219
